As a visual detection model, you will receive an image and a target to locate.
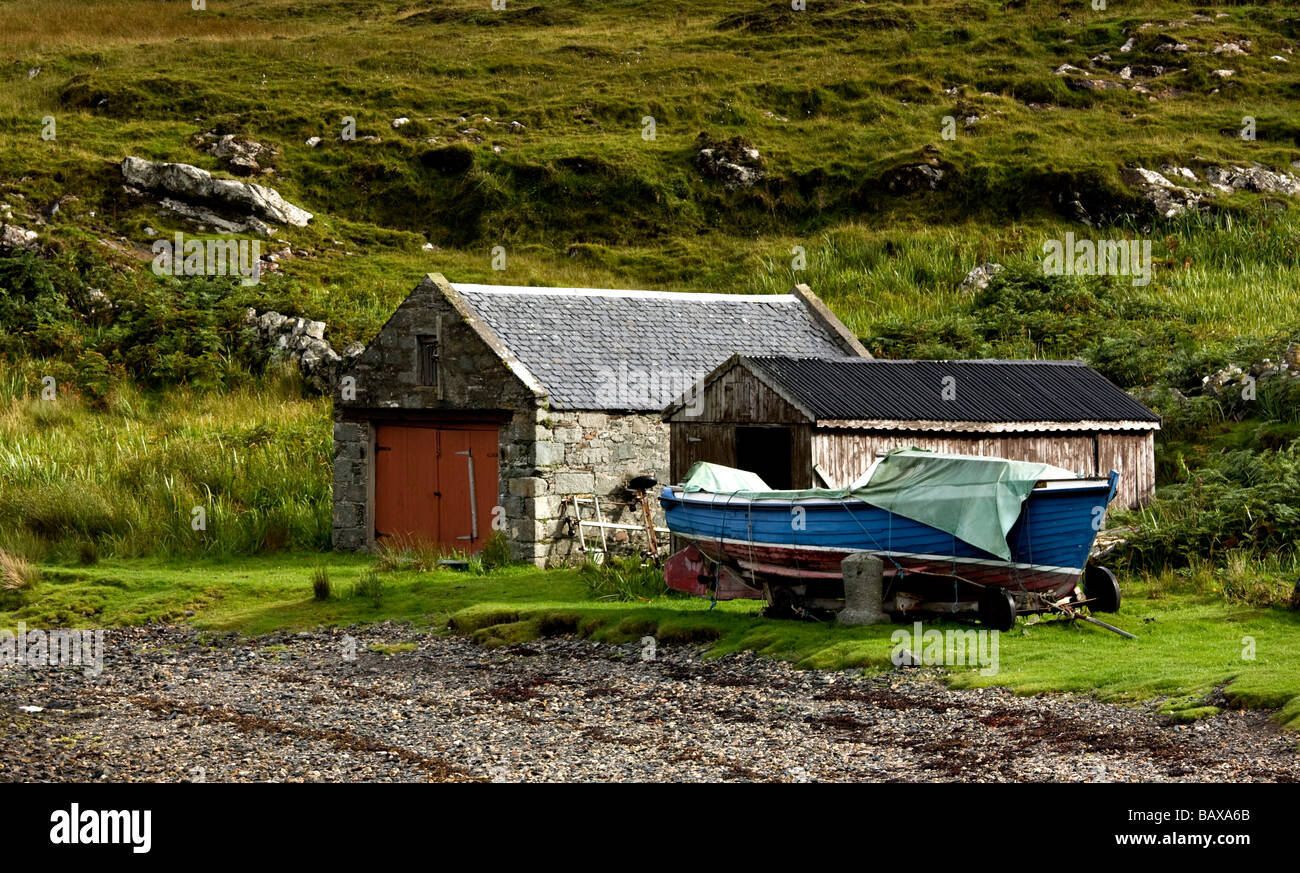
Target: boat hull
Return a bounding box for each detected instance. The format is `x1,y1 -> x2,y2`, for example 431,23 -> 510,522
660,475 -> 1117,605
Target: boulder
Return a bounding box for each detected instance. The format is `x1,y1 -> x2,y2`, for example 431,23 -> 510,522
1212,41 -> 1249,56
1201,363 -> 1247,398
1283,342 -> 1300,371
693,133 -> 766,190
121,156 -> 312,227
1204,164 -> 1300,197
959,262 -> 1003,293
201,133 -> 276,176
886,162 -> 946,193
1120,167 -> 1207,218
0,221 -> 39,253
157,198 -> 273,237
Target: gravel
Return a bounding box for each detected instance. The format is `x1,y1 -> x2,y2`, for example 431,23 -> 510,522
1,623 -> 1296,782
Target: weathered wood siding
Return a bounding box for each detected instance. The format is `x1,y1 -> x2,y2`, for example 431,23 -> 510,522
667,368 -> 815,487
1097,432 -> 1155,509
811,430 -> 1154,508
788,424 -> 813,489
671,423 -> 736,483
665,365 -> 806,424
665,359 -> 1156,507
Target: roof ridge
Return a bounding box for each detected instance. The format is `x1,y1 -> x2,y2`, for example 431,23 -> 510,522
738,355 -> 1159,423
748,356 -> 1088,366
453,283 -> 799,303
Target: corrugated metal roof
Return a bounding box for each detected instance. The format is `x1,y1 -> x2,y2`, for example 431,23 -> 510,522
452,284 -> 855,410
745,357 -> 1161,425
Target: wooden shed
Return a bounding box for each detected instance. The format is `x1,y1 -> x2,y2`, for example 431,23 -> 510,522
662,356 -> 1161,509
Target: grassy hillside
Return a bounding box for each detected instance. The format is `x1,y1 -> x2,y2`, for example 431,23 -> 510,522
1,0 -> 1299,566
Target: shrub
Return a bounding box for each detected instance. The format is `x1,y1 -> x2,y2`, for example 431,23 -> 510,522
354,568 -> 383,606
1112,443 -> 1300,572
311,566 -> 331,601
580,556 -> 668,602
0,548 -> 39,607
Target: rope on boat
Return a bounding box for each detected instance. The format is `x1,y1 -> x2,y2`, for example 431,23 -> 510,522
833,499 -> 906,576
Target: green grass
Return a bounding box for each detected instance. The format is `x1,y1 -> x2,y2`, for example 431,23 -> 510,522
3,0 -> 1300,348
2,1 -> 1300,563
7,554 -> 1299,732
0,553 -> 588,635
0,374 -> 331,559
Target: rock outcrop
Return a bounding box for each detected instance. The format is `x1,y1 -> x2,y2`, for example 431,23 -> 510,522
242,309 -> 362,392
0,221 -> 39,253
1119,167 -> 1207,218
885,162 -> 946,193
1119,163 -> 1300,219
1204,165 -> 1300,197
693,134 -> 766,190
121,156 -> 312,229
958,262 -> 1003,293
1201,341 -> 1300,401
198,132 -> 277,176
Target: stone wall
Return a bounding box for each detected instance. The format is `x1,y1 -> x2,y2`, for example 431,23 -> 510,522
333,274 -> 538,555
331,418 -> 373,552
339,274 -> 538,413
505,410 -> 670,567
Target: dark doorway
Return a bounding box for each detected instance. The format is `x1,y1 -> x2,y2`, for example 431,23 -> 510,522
735,426 -> 792,489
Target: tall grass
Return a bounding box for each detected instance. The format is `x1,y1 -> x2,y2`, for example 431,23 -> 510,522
738,214 -> 1300,340
1139,549 -> 1300,609
0,378 -> 331,560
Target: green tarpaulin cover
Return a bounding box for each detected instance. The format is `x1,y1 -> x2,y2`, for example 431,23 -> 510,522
677,449 -> 1086,560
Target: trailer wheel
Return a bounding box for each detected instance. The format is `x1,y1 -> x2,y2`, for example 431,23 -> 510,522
978,587 -> 1017,631
1083,565 -> 1121,613
763,586 -> 804,620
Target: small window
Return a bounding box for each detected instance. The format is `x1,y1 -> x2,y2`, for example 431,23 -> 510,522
418,337 -> 439,389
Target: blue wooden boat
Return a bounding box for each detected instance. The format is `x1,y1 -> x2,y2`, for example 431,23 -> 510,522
659,450 -> 1122,627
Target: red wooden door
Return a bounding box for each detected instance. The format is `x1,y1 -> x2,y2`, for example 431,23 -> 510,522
374,424 -> 498,552
435,427 -> 500,548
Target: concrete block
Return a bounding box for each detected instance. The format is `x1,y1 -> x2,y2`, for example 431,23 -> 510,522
837,553 -> 889,626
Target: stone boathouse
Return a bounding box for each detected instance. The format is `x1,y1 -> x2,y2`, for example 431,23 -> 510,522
332,273 -> 868,565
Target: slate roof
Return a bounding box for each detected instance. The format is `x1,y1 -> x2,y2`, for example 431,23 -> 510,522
743,357 -> 1161,426
451,284 -> 858,410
